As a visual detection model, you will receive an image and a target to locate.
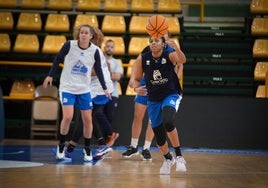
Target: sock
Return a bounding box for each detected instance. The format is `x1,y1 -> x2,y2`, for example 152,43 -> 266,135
58,134 -> 66,152
143,140 -> 151,150
84,146 -> 91,156
67,143 -> 75,153
131,138 -> 138,148
164,152 -> 173,160
174,146 -> 182,156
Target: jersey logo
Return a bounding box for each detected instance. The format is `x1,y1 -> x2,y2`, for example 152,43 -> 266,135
150,70 -> 168,85
161,58 -> 166,64
71,60 -> 88,76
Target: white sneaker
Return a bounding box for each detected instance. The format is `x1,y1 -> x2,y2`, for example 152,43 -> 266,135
56,145 -> 65,160
160,157 -> 175,175
83,149 -> 93,162
176,156 -> 187,172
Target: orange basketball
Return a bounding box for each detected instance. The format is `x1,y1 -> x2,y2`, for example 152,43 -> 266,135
146,15 -> 168,38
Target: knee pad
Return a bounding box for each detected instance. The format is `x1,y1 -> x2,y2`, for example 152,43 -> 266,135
153,124 -> 167,146
162,106 -> 176,132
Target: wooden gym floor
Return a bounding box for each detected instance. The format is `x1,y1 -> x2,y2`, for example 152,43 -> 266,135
0,139 -> 268,188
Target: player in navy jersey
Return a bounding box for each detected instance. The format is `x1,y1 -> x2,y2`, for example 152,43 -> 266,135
131,35 -> 186,175
123,33 -> 183,161
43,24 -> 110,162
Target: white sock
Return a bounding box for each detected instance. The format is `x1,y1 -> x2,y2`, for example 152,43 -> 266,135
131,138 -> 138,148
143,140 -> 151,150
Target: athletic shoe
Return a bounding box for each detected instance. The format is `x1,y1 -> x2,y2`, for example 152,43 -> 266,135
95,145 -> 112,157
140,149 -> 152,161
106,132 -> 119,146
160,157 -> 175,175
122,146 -> 139,158
83,148 -> 93,162
56,145 -> 65,160
175,156 -> 187,172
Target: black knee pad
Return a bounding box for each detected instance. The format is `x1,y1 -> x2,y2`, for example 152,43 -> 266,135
162,106 -> 176,132
153,124 -> 167,146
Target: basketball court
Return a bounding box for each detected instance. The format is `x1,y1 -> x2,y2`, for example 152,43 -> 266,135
1,139 -> 268,188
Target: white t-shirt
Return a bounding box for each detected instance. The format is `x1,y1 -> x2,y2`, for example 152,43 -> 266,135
109,58 -> 123,97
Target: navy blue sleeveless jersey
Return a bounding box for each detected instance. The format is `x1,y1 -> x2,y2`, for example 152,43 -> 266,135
141,49 -> 182,101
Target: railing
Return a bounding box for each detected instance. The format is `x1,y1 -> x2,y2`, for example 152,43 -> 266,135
181,0 -> 205,22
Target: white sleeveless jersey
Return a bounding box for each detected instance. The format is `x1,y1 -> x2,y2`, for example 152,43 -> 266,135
90,48 -> 114,98
59,40 -> 99,94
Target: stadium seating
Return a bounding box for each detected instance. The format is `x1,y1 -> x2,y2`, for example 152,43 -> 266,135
130,0 -> 154,13
250,0 -> 268,14
0,0 -> 17,8
166,17 -> 181,35
157,0 -> 182,13
254,62 -> 268,81
42,35 -> 67,54
128,37 -> 149,56
126,59 -> 135,78
45,14 -> 70,32
74,14 -> 99,29
0,12 -> 14,30
13,34 -> 39,53
20,0 -> 45,9
102,36 -> 125,55
102,15 -> 126,34
47,0 -> 72,11
251,17 -> 268,36
255,85 -> 266,98
103,0 -> 128,12
253,39 -> 268,58
0,33 -> 11,52
76,0 -> 100,11
125,85 -> 136,96
16,12 -> 42,31
129,16 -> 149,34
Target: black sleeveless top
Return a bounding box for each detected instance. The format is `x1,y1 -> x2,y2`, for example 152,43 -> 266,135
141,49 -> 182,101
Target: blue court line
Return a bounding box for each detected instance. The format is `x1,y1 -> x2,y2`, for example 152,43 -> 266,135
1,145 -> 268,168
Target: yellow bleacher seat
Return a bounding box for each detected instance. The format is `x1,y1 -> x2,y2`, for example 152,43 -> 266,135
74,14 -> 99,29
254,62 -> 268,81
0,0 -> 17,8
130,0 -> 154,13
128,37 -> 149,56
42,35 -> 67,54
76,0 -> 100,11
103,0 -> 127,12
129,15 -> 149,34
157,0 -> 182,13
0,33 -> 11,52
125,85 -> 136,96
102,15 -> 126,34
0,12 -> 14,30
250,0 -> 268,14
256,85 -> 266,98
126,59 -> 135,78
10,80 -> 35,100
20,0 -> 45,9
13,34 -> 39,53
117,82 -> 122,95
47,0 -> 72,10
45,14 -> 70,32
166,17 -> 180,35
102,36 -> 125,55
16,13 -> 42,31
253,39 -> 268,58
251,17 -> 268,36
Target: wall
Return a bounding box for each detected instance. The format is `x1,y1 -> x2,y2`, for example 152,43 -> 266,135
113,95 -> 268,150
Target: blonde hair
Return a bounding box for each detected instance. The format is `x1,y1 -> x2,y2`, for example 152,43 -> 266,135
73,24 -> 104,47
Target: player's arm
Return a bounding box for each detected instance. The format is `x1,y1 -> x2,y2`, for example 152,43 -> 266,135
129,54 -> 143,89
166,39 -> 186,64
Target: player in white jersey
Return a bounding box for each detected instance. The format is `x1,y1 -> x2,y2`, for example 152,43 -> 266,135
43,25 -> 110,162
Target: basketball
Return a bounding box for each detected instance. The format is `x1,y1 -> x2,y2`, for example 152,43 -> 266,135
146,15 -> 169,38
